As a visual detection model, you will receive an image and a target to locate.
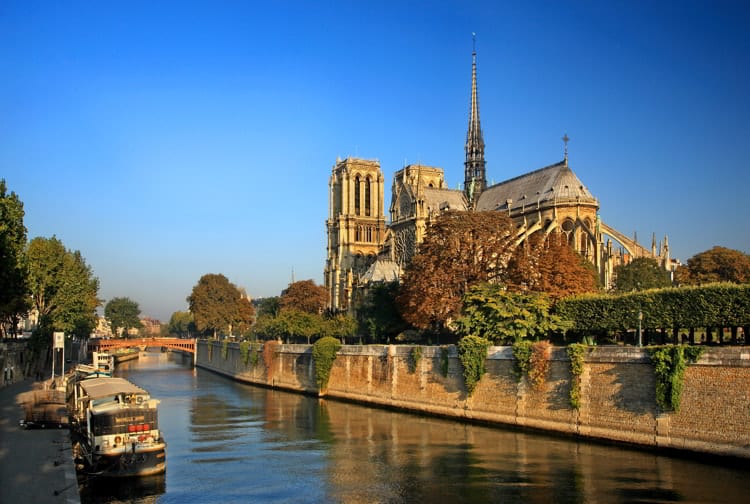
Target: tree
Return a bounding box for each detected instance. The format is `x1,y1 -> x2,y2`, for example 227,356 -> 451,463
233,297 -> 256,338
27,236 -> 100,338
675,246 -> 750,285
256,297 -> 280,318
356,281 -> 408,343
104,297 -> 143,337
396,211 -> 517,331
280,280 -> 328,314
168,311 -> 195,338
0,179 -> 30,338
455,283 -> 571,344
507,231 -> 599,299
321,313 -> 358,343
613,257 -> 672,292
187,273 -> 243,338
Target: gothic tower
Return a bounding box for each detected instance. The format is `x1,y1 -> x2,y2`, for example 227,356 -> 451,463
464,37 -> 486,207
325,157 -> 386,312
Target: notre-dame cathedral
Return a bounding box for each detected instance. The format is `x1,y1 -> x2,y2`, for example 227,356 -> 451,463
325,46 -> 672,313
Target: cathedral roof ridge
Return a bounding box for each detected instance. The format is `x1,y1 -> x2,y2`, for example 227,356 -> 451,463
488,159 -> 567,188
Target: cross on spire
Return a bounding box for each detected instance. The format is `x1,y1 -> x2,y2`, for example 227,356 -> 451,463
562,133 -> 570,163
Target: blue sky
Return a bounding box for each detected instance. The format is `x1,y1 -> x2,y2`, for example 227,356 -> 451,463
2,1 -> 749,322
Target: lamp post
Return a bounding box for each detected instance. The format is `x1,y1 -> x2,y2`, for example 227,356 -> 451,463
637,308 -> 643,347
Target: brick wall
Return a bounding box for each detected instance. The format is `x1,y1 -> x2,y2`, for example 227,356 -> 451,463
196,341 -> 750,459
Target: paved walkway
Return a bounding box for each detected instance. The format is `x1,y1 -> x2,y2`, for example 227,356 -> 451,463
0,378 -> 80,504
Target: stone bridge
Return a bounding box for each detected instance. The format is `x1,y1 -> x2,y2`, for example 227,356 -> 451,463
89,337 -> 196,355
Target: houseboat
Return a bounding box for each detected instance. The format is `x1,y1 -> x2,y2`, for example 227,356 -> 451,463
68,376 -> 166,477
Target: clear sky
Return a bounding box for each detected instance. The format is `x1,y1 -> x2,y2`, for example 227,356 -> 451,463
2,1 -> 749,322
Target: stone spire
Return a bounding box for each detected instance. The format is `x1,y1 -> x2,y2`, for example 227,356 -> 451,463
464,33 -> 486,207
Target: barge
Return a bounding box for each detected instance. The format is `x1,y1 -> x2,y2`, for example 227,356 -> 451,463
68,376 -> 166,477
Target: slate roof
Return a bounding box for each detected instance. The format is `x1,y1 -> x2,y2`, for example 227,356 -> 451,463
423,187 -> 468,213
361,259 -> 401,283
476,160 -> 597,212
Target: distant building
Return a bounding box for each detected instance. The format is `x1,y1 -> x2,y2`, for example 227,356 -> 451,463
326,45 -> 671,313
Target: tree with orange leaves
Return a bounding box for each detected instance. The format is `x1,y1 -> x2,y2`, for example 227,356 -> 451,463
396,211 -> 517,331
506,231 -> 599,299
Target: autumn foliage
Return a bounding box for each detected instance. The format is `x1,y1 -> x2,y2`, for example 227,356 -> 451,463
396,211 -> 517,331
507,231 -> 599,299
675,246 -> 750,285
280,279 -> 329,314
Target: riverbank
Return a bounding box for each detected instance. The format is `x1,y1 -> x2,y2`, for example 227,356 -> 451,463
0,378 -> 80,504
195,341 -> 750,460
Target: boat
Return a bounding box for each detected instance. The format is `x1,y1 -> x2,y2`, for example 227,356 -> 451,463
68,376 -> 166,477
92,351 -> 115,375
112,347 -> 140,364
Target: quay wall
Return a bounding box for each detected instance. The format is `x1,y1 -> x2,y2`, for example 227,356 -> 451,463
195,341 -> 750,459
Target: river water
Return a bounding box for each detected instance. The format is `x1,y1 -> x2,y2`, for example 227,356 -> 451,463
79,351 -> 749,503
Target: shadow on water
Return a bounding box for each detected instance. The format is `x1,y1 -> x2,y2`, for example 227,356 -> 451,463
79,473 -> 165,504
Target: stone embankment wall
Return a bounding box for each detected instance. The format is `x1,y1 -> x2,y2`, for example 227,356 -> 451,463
195,341 -> 750,459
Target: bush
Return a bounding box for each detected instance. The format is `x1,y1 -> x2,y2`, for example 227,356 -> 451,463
312,336 -> 341,390
457,336 -> 491,396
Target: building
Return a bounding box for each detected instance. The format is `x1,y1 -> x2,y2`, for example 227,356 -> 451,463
325,45 -> 671,313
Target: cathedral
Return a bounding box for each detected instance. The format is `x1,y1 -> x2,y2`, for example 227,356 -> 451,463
325,46 -> 672,313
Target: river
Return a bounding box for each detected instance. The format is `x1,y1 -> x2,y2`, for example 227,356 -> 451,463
79,351 -> 749,503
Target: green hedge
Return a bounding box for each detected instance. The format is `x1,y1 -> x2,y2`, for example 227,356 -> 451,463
555,283 -> 750,333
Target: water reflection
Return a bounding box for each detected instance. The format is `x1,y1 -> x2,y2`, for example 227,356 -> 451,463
79,352 -> 749,503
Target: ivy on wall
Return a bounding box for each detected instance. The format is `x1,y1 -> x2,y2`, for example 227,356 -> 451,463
648,345 -> 704,412
312,336 -> 341,390
240,341 -> 250,366
566,343 -> 587,410
439,346 -> 450,377
408,346 -> 423,374
512,340 -> 551,390
457,336 -> 491,396
221,340 -> 229,360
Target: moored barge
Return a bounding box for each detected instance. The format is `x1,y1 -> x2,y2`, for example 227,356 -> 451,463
68,376 -> 166,477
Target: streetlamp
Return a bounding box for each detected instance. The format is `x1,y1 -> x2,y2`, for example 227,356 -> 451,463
637,308 -> 643,347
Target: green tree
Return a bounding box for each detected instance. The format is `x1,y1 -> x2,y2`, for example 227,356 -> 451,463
321,313 -> 358,344
187,273 -> 243,338
675,246 -> 750,285
168,311 -> 195,338
27,236 -> 100,338
276,308 -> 320,344
280,280 -> 328,314
256,297 -> 281,318
0,179 -> 30,338
397,211 -> 517,331
613,257 -> 672,292
104,297 -> 143,337
455,283 -> 571,344
356,281 -> 407,343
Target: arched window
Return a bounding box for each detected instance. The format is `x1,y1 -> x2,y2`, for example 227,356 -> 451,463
354,176 -> 361,216
365,177 -> 371,216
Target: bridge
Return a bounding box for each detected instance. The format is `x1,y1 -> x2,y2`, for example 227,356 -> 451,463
89,337 -> 196,355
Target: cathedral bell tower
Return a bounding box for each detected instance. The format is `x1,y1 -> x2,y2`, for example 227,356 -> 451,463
464,35 -> 486,208
325,157 -> 386,312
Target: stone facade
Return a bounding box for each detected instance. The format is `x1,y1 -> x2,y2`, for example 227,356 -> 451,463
324,157 -> 387,311
196,341 -> 750,460
324,47 -> 675,312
